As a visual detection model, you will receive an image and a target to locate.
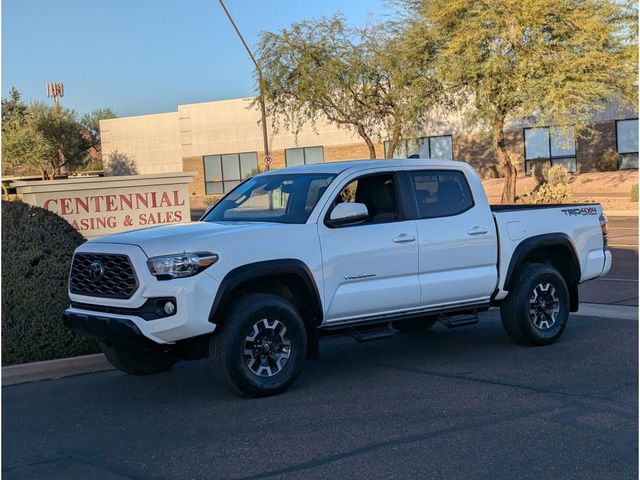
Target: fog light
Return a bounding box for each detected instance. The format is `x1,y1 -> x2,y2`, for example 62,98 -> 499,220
163,301 -> 176,315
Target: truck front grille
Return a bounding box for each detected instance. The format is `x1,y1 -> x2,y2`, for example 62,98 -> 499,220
70,253 -> 139,299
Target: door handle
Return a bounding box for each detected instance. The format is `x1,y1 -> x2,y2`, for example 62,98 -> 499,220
393,234 -> 416,243
467,226 -> 489,236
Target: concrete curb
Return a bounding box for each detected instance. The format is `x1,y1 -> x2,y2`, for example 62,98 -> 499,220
604,210 -> 638,217
2,353 -> 114,387
575,303 -> 638,320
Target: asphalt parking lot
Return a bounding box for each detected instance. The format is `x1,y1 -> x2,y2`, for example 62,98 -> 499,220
3,309 -> 637,480
580,216 -> 638,306
3,215 -> 637,479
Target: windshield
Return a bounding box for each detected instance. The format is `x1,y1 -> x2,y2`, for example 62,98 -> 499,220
203,173 -> 336,224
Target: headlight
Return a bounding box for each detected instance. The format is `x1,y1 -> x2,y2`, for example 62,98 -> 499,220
147,252 -> 218,279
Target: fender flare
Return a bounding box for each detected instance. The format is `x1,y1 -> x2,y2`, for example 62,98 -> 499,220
208,259 -> 323,326
504,233 -> 581,290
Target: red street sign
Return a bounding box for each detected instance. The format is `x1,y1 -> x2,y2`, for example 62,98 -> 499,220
263,154 -> 272,166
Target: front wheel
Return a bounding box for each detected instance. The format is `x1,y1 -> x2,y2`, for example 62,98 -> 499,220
500,264 -> 570,346
100,343 -> 177,375
209,293 -> 307,398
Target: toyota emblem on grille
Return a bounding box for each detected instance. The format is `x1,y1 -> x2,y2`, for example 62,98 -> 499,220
89,260 -> 105,282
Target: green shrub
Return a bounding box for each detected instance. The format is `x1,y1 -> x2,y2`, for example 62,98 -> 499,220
595,149 -> 620,172
521,164 -> 571,204
631,183 -> 638,202
529,160 -> 550,186
1,200 -> 99,365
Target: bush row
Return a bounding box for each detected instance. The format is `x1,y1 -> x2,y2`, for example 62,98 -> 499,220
2,200 -> 99,365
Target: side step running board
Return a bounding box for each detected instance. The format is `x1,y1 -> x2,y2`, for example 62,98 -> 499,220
349,324 -> 394,343
438,311 -> 479,328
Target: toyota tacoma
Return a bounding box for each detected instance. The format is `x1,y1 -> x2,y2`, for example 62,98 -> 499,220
64,159 -> 612,397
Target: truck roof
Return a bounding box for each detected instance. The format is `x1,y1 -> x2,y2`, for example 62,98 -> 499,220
259,158 -> 469,176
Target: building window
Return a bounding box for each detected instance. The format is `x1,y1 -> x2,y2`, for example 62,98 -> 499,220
524,126 -> 576,175
285,146 -> 324,166
384,135 -> 453,160
204,152 -> 258,194
616,119 -> 639,170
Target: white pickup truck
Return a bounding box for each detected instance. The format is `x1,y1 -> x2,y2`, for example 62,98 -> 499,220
64,159 -> 611,397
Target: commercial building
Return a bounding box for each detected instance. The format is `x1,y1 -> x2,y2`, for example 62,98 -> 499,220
99,97 -> 638,206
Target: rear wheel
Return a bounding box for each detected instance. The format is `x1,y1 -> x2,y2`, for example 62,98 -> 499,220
393,316 -> 438,333
209,293 -> 307,397
100,343 -> 177,375
500,264 -> 570,346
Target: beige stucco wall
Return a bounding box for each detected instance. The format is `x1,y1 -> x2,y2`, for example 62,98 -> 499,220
100,112 -> 182,174
177,98 -> 364,159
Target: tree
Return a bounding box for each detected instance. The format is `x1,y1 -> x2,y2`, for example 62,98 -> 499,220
257,15 -> 442,158
406,0 -> 638,202
28,103 -> 94,176
81,108 -> 117,154
2,121 -> 55,179
104,150 -> 138,176
1,89 -> 117,178
1,87 -> 28,130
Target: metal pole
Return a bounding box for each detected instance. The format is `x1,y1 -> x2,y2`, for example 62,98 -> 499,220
218,0 -> 270,169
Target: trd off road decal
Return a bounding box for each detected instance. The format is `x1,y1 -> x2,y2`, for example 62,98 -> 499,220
561,206 -> 598,216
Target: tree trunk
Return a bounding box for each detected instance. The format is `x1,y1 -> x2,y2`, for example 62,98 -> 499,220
55,147 -> 66,176
356,123 -> 377,159
492,121 -> 517,203
386,128 -> 401,159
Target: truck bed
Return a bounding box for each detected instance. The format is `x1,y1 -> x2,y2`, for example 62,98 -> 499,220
491,202 -> 607,297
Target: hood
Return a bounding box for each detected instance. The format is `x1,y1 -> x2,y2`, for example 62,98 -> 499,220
89,221 -> 278,258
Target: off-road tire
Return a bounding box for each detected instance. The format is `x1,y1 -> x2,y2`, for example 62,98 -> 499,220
209,293 -> 307,398
393,316 -> 438,333
500,264 -> 570,346
100,343 -> 177,375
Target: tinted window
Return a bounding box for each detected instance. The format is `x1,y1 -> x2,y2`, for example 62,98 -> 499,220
331,173 -> 399,224
204,152 -> 258,194
407,170 -> 474,219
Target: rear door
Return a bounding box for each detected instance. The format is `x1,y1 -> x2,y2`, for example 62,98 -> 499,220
402,169 -> 498,307
317,171 -> 420,322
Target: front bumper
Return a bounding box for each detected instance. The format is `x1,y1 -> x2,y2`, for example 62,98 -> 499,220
64,310 -> 160,350
67,242 -> 219,345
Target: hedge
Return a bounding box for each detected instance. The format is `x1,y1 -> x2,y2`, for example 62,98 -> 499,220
2,200 -> 100,365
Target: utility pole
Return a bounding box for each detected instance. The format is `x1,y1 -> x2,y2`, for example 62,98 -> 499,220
218,0 -> 271,170
46,82 -> 64,113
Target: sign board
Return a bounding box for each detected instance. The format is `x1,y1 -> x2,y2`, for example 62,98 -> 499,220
263,154 -> 272,167
12,172 -> 198,239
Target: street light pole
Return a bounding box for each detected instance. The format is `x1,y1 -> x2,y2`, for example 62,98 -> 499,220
218,0 -> 270,170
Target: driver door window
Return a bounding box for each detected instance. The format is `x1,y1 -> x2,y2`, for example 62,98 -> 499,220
331,173 -> 399,224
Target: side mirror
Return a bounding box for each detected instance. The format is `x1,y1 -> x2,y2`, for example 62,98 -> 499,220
327,202 -> 369,227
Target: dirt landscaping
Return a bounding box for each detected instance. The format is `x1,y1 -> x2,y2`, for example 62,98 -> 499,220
482,170 -> 638,212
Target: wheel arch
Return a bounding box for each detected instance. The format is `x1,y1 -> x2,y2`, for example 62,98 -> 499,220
504,233 -> 581,312
208,259 -> 323,357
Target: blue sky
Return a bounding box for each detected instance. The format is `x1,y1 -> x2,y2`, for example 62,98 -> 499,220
2,0 -> 393,117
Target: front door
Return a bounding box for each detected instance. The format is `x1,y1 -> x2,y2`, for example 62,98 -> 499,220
318,172 -> 420,323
